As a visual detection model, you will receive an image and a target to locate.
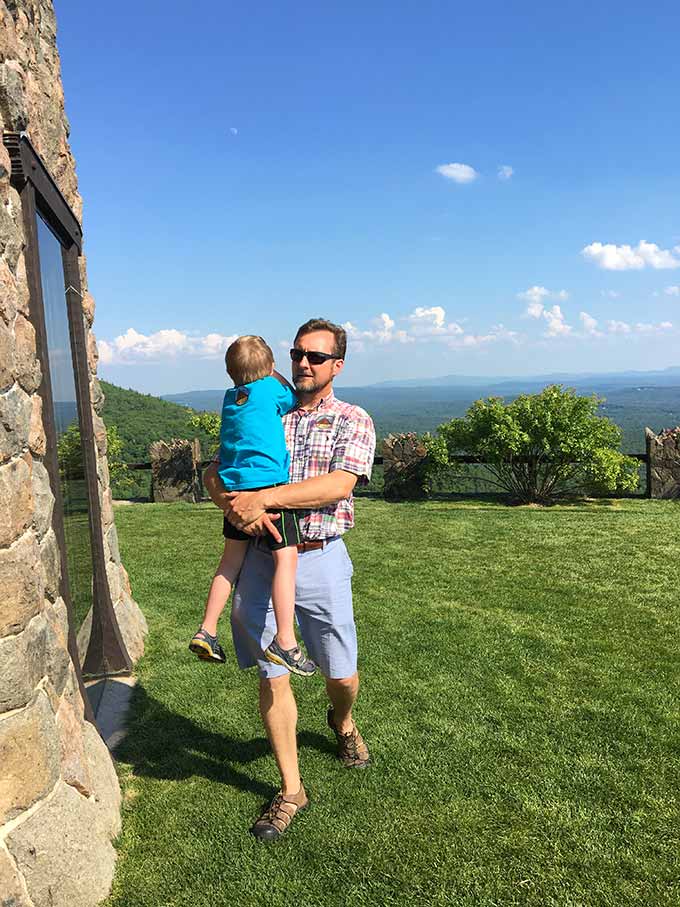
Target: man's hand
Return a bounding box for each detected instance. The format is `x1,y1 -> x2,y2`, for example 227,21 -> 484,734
240,511 -> 282,543
223,489 -> 272,528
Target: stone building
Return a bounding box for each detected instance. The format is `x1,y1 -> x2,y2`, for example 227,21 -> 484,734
1,2 -> 147,904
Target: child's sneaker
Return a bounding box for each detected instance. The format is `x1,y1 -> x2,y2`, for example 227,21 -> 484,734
189,628 -> 226,664
264,638 -> 316,677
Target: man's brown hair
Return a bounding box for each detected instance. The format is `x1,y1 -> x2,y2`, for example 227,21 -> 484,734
294,318 -> 347,359
225,335 -> 274,385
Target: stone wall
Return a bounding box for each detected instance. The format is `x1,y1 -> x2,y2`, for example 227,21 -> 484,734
1,1 -> 146,903
646,427 -> 680,499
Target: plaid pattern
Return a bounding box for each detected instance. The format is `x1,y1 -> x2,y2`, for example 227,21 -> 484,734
284,392 -> 375,540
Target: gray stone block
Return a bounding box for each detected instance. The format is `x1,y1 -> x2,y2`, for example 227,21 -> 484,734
0,689 -> 60,825
5,780 -> 117,907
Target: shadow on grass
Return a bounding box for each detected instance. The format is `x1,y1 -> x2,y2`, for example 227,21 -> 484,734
113,684 -> 335,800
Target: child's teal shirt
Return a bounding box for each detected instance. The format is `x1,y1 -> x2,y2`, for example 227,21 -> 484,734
218,375 -> 297,490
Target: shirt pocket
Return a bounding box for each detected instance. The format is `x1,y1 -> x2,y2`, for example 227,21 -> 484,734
305,426 -> 336,466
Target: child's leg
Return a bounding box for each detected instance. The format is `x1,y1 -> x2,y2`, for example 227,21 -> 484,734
271,546 -> 298,650
200,539 -> 249,636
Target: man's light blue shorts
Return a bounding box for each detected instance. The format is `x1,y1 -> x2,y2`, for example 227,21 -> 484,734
230,536 -> 357,679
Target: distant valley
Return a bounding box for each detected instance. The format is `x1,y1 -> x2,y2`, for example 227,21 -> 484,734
163,370 -> 680,454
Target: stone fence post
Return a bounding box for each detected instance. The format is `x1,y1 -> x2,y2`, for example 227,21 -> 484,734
150,438 -> 202,503
645,427 -> 680,499
382,433 -> 429,501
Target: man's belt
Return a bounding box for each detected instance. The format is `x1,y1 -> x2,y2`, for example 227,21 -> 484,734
296,538 -> 335,553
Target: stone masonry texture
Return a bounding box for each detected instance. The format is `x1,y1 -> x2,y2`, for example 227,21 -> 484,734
0,1 -> 147,903
646,427 -> 680,499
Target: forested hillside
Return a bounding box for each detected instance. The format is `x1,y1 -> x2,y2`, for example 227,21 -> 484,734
100,381 -> 216,463
100,382 -> 217,497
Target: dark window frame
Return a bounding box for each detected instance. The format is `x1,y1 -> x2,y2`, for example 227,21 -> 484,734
3,132 -> 132,704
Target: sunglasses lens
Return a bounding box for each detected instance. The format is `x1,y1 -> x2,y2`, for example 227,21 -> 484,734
290,348 -> 331,364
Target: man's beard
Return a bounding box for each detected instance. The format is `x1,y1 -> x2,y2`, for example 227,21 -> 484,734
293,373 -> 326,394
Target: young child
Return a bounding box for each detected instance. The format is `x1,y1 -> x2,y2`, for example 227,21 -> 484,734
188,335 -> 315,676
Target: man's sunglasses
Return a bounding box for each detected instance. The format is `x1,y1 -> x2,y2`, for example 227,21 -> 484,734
289,348 -> 340,365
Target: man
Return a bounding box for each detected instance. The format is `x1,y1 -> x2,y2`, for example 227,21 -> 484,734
203,317 -> 376,841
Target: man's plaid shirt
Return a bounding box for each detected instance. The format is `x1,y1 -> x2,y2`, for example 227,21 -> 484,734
283,391 -> 375,540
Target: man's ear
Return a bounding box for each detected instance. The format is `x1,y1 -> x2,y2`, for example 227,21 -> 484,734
332,358 -> 345,379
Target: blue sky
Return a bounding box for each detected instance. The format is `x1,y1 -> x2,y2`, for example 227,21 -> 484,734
56,0 -> 680,394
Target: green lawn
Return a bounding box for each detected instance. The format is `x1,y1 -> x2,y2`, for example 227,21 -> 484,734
106,499 -> 679,907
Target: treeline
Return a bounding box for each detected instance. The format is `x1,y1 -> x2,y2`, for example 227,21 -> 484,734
100,381 -> 217,497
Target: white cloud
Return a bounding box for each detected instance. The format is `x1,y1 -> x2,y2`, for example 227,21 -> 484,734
519,286 -> 550,307
519,287 -> 570,325
634,321 -> 673,334
344,306 -> 510,351
97,339 -> 114,365
607,320 -> 632,334
409,306 -> 445,328
526,301 -> 545,319
601,289 -> 620,299
497,165 -> 514,181
407,306 -> 464,338
98,328 -> 238,364
522,294 -> 571,337
518,285 -> 569,307
435,162 -> 478,184
602,318 -> 673,336
543,305 -> 571,337
450,324 -> 519,348
579,311 -> 602,337
343,314 -> 411,348
582,240 -> 680,271
664,285 -> 680,296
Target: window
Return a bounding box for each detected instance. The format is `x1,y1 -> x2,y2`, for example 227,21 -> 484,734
3,131 -> 131,685
37,212 -> 95,637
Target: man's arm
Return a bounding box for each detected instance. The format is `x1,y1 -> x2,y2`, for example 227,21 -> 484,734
202,462 -> 284,539
223,470 -> 358,529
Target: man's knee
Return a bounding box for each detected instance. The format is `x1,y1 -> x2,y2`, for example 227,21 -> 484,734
260,673 -> 292,700
326,672 -> 358,693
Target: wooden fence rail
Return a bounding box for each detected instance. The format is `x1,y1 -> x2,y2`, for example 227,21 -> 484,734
124,452 -> 651,497
125,453 -> 648,470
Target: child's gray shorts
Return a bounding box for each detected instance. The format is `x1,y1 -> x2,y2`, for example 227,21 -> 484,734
230,535 -> 357,679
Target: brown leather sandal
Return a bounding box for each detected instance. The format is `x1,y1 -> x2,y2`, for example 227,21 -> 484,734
250,784 -> 309,842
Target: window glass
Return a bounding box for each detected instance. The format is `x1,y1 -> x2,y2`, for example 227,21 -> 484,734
37,213 -> 94,642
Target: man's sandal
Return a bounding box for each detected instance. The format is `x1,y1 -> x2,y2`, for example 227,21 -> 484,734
250,784 -> 309,842
188,628 -> 226,664
327,707 -> 371,768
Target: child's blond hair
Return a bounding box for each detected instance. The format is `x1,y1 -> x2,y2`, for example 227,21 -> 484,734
225,335 -> 274,386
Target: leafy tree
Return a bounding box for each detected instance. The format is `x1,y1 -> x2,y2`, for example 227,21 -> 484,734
57,422 -> 135,496
99,381 -> 215,463
437,385 -> 640,504
188,412 -> 220,454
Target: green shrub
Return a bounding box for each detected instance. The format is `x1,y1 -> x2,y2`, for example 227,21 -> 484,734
438,385 -> 640,504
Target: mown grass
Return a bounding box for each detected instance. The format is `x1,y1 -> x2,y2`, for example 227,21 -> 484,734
106,499 -> 679,907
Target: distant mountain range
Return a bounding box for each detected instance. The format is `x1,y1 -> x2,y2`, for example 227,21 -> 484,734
374,366 -> 680,389
162,366 -> 680,412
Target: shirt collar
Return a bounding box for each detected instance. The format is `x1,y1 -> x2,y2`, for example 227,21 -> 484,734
296,388 -> 335,414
